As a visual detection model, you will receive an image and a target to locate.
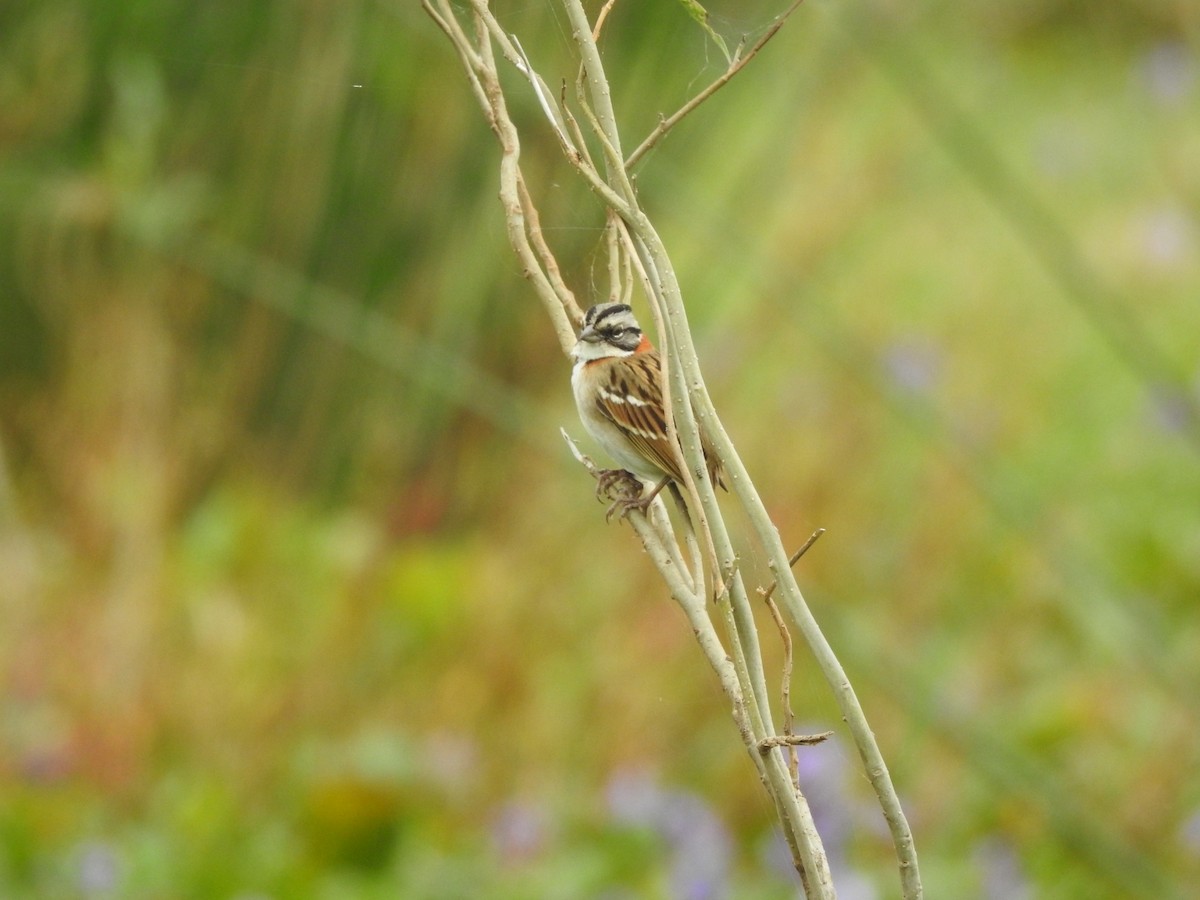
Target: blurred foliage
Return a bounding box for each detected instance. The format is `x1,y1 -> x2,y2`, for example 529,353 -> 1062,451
1,0 -> 1199,897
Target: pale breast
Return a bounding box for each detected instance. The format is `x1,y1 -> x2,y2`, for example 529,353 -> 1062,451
571,359 -> 665,483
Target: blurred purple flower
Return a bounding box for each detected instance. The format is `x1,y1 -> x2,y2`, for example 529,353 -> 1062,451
606,768 -> 665,828
795,737 -> 854,860
832,865 -> 879,900
759,830 -> 878,899
1179,807 -> 1200,856
974,836 -> 1033,900
1147,383 -> 1200,435
794,728 -> 898,897
1137,206 -> 1196,270
881,339 -> 942,397
662,791 -> 731,900
490,799 -> 549,864
605,769 -> 732,900
76,841 -> 119,895
758,829 -> 796,882
1138,42 -> 1196,108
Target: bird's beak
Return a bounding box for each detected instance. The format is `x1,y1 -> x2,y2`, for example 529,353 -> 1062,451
578,323 -> 602,343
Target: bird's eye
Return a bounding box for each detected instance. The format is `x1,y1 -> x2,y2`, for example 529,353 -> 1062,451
610,328 -> 625,337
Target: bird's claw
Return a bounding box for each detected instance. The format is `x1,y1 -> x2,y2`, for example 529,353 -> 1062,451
595,469 -> 647,522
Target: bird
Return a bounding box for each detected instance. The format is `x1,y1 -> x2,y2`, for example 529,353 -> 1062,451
570,301 -> 724,516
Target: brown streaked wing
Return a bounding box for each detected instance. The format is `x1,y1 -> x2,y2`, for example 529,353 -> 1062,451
593,352 -> 685,482
618,352 -> 726,489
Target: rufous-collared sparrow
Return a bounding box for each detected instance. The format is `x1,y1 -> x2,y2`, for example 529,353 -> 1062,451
571,302 -> 724,513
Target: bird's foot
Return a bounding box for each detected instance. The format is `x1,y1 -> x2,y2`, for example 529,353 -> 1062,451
595,469 -> 647,522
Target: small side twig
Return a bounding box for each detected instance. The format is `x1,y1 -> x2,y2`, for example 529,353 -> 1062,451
427,3 -> 920,895
592,0 -> 619,40
625,0 -> 807,168
762,589 -> 798,784
761,527 -> 825,603
759,731 -> 834,752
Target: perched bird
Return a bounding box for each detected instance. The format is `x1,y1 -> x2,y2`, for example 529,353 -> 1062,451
570,302 -> 724,514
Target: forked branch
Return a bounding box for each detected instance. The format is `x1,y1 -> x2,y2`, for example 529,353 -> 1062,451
423,3 -> 921,898
625,0 -> 808,168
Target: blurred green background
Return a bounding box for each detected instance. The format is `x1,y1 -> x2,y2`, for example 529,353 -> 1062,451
1,0 -> 1198,897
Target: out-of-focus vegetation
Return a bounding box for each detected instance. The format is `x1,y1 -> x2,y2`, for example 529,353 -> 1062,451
1,0 -> 1198,896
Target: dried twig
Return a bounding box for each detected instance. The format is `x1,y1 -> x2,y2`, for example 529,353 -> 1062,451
425,4 -> 922,897
625,0 -> 808,168
762,527 -> 826,603
759,731 -> 835,751
763,590 -> 799,784
592,0 -> 619,41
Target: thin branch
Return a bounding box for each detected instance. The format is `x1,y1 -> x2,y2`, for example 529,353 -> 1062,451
560,82 -> 599,174
626,225 -> 782,745
695,386 -> 923,898
607,61 -> 837,900
562,14 -> 822,878
425,0 -> 578,355
759,731 -> 834,751
484,8 -> 637,221
761,527 -> 825,603
625,0 -> 807,168
422,1 -> 489,114
593,0 -> 619,41
561,1 -> 625,163
562,430 -> 716,680
763,590 -> 798,785
605,213 -> 621,302
615,221 -> 719,582
573,66 -> 639,207
622,214 -> 831,895
509,34 -> 575,151
516,175 -> 583,330
424,2 -> 922,895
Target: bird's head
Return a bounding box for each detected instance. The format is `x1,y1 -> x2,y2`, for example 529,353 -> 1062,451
573,302 -> 646,361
